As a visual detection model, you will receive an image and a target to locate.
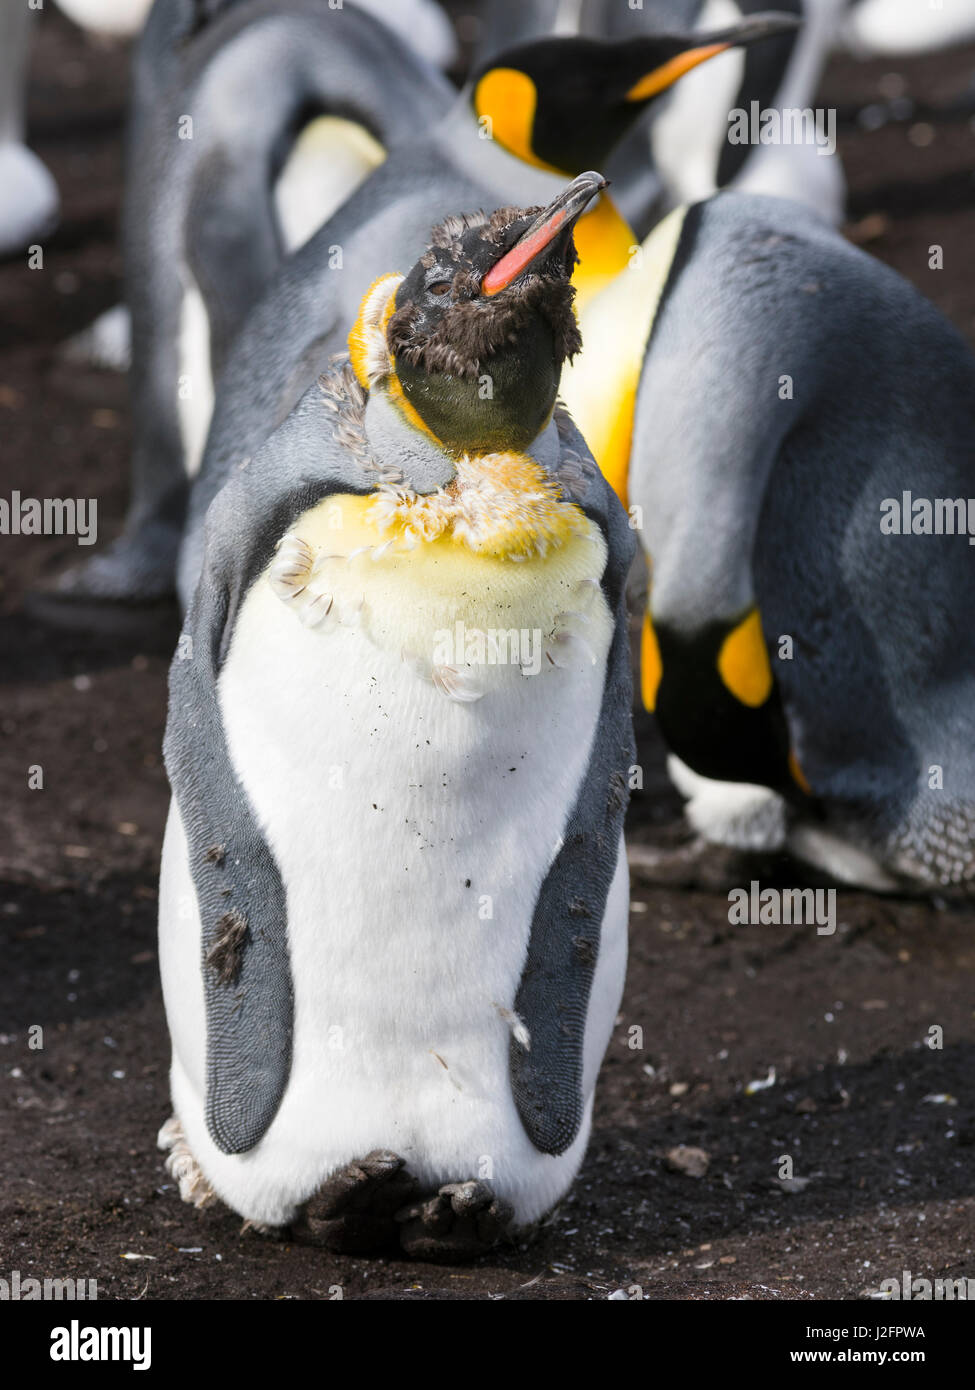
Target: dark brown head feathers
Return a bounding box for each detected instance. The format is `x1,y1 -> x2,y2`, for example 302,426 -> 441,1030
430,204 -> 524,254
386,204 -> 582,380
387,276 -> 580,380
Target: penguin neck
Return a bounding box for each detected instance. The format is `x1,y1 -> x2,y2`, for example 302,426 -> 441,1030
349,269 -> 566,489
363,383 -> 563,494
364,387 -> 455,494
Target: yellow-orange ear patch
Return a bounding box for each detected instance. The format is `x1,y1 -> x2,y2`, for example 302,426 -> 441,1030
641,610 -> 663,711
473,68 -> 566,174
348,273 -> 402,389
717,608 -> 773,708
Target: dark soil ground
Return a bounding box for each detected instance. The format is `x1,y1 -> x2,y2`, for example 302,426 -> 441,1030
1,10 -> 974,1302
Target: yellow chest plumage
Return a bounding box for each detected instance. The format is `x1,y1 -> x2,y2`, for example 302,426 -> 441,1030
265,483 -> 610,685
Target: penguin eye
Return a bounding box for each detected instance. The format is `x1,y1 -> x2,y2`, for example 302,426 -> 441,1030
428,281 -> 451,297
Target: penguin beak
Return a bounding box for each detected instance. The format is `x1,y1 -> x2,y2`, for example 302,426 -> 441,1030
625,12 -> 802,102
481,171 -> 608,297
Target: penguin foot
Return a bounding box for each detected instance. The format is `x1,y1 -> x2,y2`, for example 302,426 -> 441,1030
33,520 -> 181,613
666,754 -> 788,851
291,1150 -> 418,1254
239,1219 -> 287,1240
395,1180 -> 514,1263
61,303 -> 132,372
627,834 -> 770,891
157,1115 -> 217,1210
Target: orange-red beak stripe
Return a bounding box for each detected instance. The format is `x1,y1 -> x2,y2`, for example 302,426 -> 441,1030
625,42 -> 730,102
482,206 -> 573,296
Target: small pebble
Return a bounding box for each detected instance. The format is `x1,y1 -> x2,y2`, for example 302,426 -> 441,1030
665,1145 -> 710,1178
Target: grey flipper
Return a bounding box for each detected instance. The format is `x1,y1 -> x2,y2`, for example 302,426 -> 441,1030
510,410 -> 636,1155
48,0 -> 452,607
165,518 -> 293,1154
164,376 -> 455,1153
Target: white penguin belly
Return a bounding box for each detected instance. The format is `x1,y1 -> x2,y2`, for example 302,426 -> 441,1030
176,279 -> 214,480
160,494 -> 628,1228
273,115 -> 385,253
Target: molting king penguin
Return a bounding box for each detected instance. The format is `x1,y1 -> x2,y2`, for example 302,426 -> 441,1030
158,172 -> 638,1259
173,10 -> 798,607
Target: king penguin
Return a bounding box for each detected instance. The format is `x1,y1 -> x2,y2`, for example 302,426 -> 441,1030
473,0 -> 845,235
158,171 -> 637,1259
174,12 -> 798,607
0,0 -> 59,257
619,189 -> 975,894
42,0 -> 453,611
61,0 -> 458,372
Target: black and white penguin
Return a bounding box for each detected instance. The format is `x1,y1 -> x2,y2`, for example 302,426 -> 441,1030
158,172 -> 638,1258
61,0 -> 458,369
473,0 -> 845,234
39,10 -> 793,612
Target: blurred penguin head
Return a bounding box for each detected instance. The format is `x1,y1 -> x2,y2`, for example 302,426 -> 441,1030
470,13 -> 802,176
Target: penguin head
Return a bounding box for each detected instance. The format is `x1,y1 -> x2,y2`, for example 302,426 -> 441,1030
470,12 -> 801,175
350,170 -> 606,455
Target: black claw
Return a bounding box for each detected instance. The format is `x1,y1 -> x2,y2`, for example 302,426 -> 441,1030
291,1150 -> 418,1254
396,1179 -> 514,1263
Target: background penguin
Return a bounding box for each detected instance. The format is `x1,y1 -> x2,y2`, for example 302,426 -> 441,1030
61,0 -> 457,372
158,172 -> 637,1258
51,0 -> 154,36
176,13 -> 799,607
473,0 -> 845,234
838,0 -> 975,56
0,0 -> 60,257
42,0 -> 453,611
50,0 -> 456,56
622,190 -> 975,894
